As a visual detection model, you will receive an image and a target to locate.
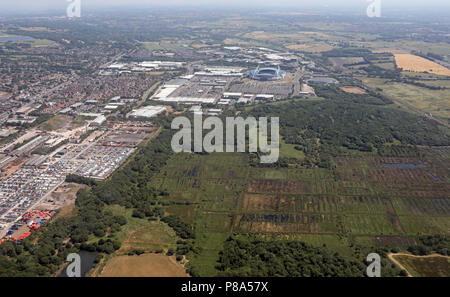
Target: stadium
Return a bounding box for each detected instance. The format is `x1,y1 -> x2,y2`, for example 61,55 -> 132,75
249,65 -> 286,81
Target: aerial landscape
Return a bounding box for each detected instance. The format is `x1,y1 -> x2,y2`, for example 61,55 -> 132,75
0,0 -> 449,285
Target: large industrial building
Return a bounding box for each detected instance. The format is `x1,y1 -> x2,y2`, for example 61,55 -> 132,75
90,115 -> 106,126
129,106 -> 167,119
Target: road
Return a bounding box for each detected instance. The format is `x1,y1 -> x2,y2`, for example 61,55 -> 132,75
292,66 -> 303,97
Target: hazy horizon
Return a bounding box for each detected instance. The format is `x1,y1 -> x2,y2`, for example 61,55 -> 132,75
1,0 -> 450,16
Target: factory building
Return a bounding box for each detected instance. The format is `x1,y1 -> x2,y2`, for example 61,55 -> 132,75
129,106 -> 167,119
90,115 -> 106,127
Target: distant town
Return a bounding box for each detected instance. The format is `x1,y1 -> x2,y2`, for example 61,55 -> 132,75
0,4 -> 449,279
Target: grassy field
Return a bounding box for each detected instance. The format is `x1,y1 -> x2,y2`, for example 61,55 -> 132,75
106,205 -> 178,253
39,115 -> 86,132
148,147 -> 450,276
414,79 -> 450,88
89,205 -> 184,277
141,41 -> 181,51
340,86 -> 367,94
391,254 -> 450,277
233,30 -> 338,52
279,138 -> 305,160
29,39 -> 58,48
364,41 -> 450,62
286,43 -> 335,53
373,61 -> 396,70
0,36 -> 57,48
361,77 -> 450,119
99,254 -> 189,277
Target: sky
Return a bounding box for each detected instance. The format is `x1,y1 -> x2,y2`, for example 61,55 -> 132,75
1,0 -> 450,15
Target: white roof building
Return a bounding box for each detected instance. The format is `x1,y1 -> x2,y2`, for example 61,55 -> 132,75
218,99 -> 232,105
237,98 -> 251,104
104,105 -> 119,110
90,115 -> 106,126
255,94 -> 274,100
108,63 -> 126,69
155,97 -> 216,104
59,107 -> 72,114
223,92 -> 242,98
129,106 -> 167,119
155,87 -> 178,99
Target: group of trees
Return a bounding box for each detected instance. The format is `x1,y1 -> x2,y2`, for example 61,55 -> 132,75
92,129 -> 174,208
247,86 -> 449,158
360,64 -> 402,79
161,215 -> 195,240
315,85 -> 392,105
321,47 -> 402,79
216,236 -> 411,277
241,83 -> 450,171
217,237 -> 366,277
132,206 -> 164,220
408,235 -> 450,256
321,48 -> 373,58
398,78 -> 448,90
80,239 -> 122,255
65,174 -> 98,187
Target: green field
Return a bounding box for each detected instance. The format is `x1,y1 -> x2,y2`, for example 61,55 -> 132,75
150,147 -> 450,275
361,77 -> 450,119
279,138 -> 306,160
106,205 -> 178,252
141,41 -> 181,51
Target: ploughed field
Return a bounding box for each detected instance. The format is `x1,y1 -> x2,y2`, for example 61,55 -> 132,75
150,149 -> 450,275
394,54 -> 450,76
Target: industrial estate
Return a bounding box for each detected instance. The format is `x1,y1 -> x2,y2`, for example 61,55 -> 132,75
0,45 -> 323,242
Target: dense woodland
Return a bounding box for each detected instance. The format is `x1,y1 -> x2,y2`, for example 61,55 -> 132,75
246,86 -> 449,168
408,235 -> 450,256
216,237 -> 407,277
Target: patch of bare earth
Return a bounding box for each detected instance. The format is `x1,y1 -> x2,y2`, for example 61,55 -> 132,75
99,254 -> 189,277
